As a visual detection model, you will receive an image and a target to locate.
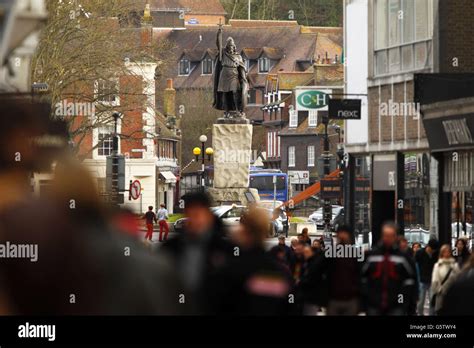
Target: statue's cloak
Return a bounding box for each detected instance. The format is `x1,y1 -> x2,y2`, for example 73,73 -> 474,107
213,52 -> 248,112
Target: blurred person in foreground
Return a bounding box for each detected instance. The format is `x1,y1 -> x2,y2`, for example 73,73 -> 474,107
269,235 -> 294,269
361,221 -> 417,316
209,208 -> 292,315
415,238 -> 439,315
25,159 -> 181,315
439,253 -> 474,315
161,192 -> 233,314
326,225 -> 361,316
297,245 -> 326,315
454,238 -> 471,268
0,98 -> 48,315
430,244 -> 460,315
0,99 -> 181,315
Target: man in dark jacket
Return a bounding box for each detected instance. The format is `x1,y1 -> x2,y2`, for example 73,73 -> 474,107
361,221 -> 417,315
415,239 -> 438,315
326,225 -> 361,316
269,235 -> 295,268
161,192 -> 233,314
209,208 -> 292,315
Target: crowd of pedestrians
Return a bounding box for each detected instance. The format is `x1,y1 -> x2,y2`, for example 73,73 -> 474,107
156,194 -> 473,315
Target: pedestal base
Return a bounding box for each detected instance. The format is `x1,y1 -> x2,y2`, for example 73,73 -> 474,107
213,123 -> 253,189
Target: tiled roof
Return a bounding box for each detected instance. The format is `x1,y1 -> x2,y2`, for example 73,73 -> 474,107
277,72 -> 314,90
315,33 -> 343,62
311,64 -> 344,84
158,25 -> 320,89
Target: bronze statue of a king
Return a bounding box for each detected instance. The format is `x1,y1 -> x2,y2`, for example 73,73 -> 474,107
212,24 -> 248,119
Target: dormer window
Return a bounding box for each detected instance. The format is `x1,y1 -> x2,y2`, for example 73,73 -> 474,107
259,57 -> 270,73
202,57 -> 213,75
179,58 -> 190,76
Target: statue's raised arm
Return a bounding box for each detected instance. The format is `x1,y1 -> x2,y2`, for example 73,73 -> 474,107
217,20 -> 223,62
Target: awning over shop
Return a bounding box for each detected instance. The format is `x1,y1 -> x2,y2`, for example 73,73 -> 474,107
159,171 -> 177,184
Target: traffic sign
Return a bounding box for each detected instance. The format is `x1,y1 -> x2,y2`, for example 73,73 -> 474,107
130,180 -> 141,200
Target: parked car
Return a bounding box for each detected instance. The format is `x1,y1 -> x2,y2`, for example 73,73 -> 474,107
308,205 -> 344,231
173,205 -> 247,233
211,205 -> 247,227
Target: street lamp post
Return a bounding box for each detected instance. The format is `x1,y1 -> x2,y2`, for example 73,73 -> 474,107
321,113 -> 333,242
193,135 -> 213,192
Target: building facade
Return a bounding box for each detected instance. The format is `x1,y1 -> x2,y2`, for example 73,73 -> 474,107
74,63 -> 180,214
344,0 -> 474,244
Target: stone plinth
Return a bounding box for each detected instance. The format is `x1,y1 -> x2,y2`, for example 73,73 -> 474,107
213,123 -> 252,189
209,123 -> 256,205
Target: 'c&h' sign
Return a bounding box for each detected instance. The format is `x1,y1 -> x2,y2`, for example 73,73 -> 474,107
295,89 -> 330,111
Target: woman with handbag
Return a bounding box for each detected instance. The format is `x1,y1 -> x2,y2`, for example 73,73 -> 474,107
431,244 -> 460,315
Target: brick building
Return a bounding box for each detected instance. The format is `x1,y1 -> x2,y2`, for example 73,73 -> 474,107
275,64 -> 344,203
344,0 -> 474,244
72,61 -> 180,214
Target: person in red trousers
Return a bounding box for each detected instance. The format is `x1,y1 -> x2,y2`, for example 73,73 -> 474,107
157,204 -> 169,242
143,206 -> 157,241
